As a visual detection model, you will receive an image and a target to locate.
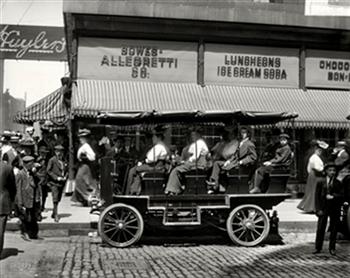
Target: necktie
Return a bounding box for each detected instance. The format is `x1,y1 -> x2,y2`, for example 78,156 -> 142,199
327,177 -> 333,194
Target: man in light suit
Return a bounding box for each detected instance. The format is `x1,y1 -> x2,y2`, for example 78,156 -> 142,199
0,161 -> 16,256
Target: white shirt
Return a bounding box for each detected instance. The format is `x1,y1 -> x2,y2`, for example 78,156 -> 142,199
188,139 -> 209,162
145,143 -> 168,163
77,142 -> 96,161
307,153 -> 324,174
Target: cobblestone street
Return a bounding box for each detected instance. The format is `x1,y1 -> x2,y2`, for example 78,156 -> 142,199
1,232 -> 349,278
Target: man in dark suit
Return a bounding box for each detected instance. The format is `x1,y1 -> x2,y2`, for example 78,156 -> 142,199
16,156 -> 41,240
313,163 -> 344,255
0,161 -> 16,256
250,133 -> 292,193
47,145 -> 67,222
207,127 -> 256,193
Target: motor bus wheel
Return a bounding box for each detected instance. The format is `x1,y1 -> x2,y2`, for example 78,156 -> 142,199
98,203 -> 144,248
226,204 -> 270,247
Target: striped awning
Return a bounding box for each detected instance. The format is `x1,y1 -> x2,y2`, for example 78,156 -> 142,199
71,79 -> 350,129
14,87 -> 68,125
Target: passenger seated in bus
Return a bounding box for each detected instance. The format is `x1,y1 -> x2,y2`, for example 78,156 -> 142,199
250,133 -> 292,194
207,126 -> 257,193
206,127 -> 239,193
126,128 -> 169,195
164,128 -> 209,195
105,136 -> 126,160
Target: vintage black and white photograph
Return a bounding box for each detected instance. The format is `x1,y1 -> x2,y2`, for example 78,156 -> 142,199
0,0 -> 350,277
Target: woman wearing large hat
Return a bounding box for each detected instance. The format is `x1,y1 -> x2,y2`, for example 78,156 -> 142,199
298,140 -> 329,213
71,129 -> 97,206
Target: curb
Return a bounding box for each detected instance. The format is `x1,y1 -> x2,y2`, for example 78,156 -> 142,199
6,220 -> 317,236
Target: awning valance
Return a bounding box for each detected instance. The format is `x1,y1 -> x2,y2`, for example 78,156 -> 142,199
71,79 -> 350,129
14,87 -> 68,125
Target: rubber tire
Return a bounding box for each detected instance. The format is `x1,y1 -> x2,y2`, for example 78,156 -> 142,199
226,204 -> 270,247
98,203 -> 144,248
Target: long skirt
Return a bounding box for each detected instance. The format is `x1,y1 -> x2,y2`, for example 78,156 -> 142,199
297,170 -> 321,213
71,163 -> 96,206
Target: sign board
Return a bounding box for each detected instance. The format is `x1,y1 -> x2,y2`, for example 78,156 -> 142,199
0,25 -> 66,61
305,0 -> 350,16
204,44 -> 299,88
306,50 -> 350,89
78,37 -> 197,83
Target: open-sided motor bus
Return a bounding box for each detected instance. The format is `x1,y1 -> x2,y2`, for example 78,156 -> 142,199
96,110 -> 299,248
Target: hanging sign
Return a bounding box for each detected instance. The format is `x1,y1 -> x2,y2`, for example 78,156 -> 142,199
306,50 -> 350,89
78,37 -> 197,83
204,44 -> 299,88
0,24 -> 66,61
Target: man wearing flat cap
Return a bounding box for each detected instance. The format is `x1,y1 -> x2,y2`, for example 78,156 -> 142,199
250,133 -> 292,194
47,145 -> 67,222
15,156 -> 41,240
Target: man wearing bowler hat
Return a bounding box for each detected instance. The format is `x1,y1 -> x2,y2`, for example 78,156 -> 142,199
47,145 -> 67,222
313,162 -> 344,255
250,133 -> 292,194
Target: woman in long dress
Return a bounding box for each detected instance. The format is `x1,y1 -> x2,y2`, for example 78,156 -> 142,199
71,129 -> 96,206
298,141 -> 328,213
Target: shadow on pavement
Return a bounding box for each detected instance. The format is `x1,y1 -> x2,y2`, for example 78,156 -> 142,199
220,242 -> 350,277
0,248 -> 23,260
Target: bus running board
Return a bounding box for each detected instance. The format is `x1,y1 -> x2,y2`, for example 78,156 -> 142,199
163,206 -> 201,226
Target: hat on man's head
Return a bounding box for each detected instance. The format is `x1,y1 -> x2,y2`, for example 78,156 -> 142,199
38,145 -> 49,153
324,161 -> 336,170
279,133 -> 290,139
78,128 -> 91,137
10,136 -> 20,143
336,141 -> 347,147
54,145 -> 64,151
19,138 -> 35,146
2,130 -> 12,140
316,140 -> 329,150
22,156 -> 35,163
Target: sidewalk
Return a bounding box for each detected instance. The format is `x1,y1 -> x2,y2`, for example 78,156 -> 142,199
6,194 -> 317,234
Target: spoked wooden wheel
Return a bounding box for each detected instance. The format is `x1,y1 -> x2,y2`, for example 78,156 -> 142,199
98,203 -> 144,248
226,204 -> 270,247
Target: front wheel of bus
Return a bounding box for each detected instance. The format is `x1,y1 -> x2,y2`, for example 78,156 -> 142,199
98,203 -> 144,248
226,204 -> 270,247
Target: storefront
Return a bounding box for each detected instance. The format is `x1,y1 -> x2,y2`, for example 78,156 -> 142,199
16,1 -> 350,184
